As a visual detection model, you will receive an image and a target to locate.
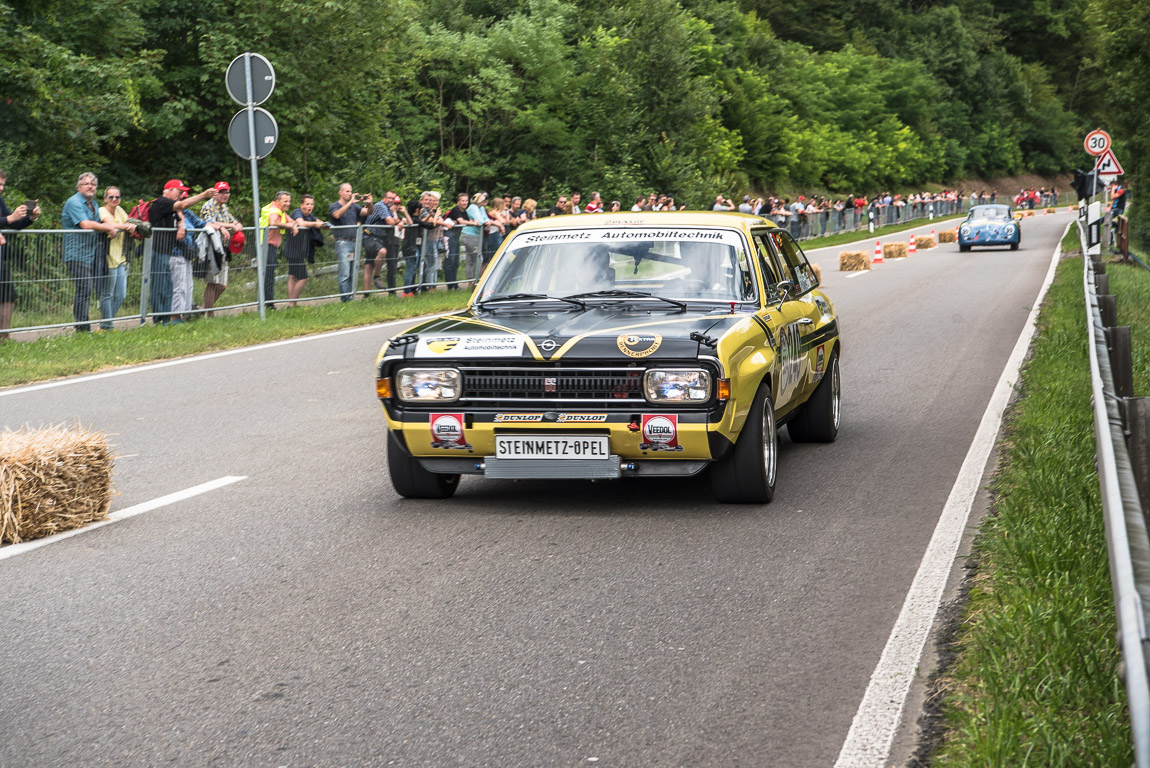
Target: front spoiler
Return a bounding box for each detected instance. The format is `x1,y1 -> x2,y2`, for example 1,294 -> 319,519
415,455 -> 711,479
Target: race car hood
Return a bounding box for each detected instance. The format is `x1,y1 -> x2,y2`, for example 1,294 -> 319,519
390,306 -> 746,362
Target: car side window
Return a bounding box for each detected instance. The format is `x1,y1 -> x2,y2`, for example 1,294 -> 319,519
765,230 -> 819,294
752,231 -> 784,297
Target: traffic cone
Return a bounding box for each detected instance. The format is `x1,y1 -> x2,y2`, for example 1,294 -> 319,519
872,240 -> 884,264
929,229 -> 936,244
908,234 -> 917,256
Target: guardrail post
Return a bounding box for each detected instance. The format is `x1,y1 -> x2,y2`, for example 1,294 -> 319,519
1100,295 -> 1119,329
1107,326 -> 1135,399
1097,274 -> 1111,296
139,237 -> 154,325
1127,399 -> 1150,520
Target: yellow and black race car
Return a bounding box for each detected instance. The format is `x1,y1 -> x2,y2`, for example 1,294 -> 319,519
375,211 -> 841,503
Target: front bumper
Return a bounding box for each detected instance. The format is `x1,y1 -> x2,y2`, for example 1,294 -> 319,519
385,409 -> 731,479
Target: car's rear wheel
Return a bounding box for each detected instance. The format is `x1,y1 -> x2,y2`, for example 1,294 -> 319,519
787,349 -> 840,443
711,385 -> 777,504
388,430 -> 460,499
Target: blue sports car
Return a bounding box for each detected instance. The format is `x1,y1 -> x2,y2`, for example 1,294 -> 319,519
958,204 -> 1021,252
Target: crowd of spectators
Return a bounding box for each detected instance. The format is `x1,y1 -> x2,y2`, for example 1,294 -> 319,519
0,171 -> 1074,338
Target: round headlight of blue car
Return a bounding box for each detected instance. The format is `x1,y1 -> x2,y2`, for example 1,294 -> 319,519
960,225 -> 972,238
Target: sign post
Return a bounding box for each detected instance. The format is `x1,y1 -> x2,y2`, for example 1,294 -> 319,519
226,53 -> 278,319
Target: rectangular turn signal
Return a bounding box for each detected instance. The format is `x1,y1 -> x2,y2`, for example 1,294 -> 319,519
376,378 -> 392,399
717,379 -> 731,401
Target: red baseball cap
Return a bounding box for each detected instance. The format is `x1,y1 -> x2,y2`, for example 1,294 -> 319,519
228,230 -> 246,254
164,179 -> 190,192
214,181 -> 230,192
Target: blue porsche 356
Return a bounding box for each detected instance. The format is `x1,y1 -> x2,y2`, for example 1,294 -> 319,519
957,204 -> 1021,252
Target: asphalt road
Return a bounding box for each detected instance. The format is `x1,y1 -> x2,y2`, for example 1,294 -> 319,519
0,212 -> 1071,767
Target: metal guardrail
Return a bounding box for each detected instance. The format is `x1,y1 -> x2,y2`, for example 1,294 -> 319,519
0,223 -> 472,335
1080,218 -> 1150,766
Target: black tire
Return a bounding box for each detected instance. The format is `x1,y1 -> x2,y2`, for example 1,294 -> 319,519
387,430 -> 460,499
1010,242 -> 1019,251
959,243 -> 971,252
787,349 -> 841,443
710,384 -> 778,504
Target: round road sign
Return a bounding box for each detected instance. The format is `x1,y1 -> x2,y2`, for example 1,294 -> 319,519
226,53 -> 275,106
228,107 -> 279,160
1084,129 -> 1111,157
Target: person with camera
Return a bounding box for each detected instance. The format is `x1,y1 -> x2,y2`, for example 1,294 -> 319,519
415,191 -> 446,294
328,183 -> 371,302
362,193 -> 398,295
0,169 -> 41,341
147,179 -> 217,324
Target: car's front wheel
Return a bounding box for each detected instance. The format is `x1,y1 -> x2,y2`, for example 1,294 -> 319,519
788,349 -> 840,443
711,384 -> 777,504
388,430 -> 460,499
959,243 -> 971,252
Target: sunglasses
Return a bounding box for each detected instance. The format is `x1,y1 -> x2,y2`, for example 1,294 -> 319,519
106,195 -> 121,199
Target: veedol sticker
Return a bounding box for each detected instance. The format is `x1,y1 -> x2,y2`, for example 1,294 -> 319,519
415,334 -> 526,358
429,413 -> 469,449
640,414 -> 682,452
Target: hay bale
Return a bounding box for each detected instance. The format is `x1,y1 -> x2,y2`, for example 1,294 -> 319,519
839,251 -> 870,271
915,236 -> 936,250
884,242 -> 908,259
1045,208 -> 1056,214
811,263 -> 823,282
1,425 -> 113,544
938,230 -> 957,243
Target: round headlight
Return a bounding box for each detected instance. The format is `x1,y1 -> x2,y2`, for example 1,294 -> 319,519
397,368 -> 462,402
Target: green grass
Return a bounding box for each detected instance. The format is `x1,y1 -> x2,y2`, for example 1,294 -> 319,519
0,291 -> 470,388
931,243 -> 1132,765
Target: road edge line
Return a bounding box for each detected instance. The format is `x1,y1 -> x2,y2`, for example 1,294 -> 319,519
833,222 -> 1071,767
0,475 -> 247,562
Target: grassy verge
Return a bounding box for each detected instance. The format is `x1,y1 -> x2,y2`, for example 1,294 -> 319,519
931,230 -> 1131,765
0,291 -> 470,388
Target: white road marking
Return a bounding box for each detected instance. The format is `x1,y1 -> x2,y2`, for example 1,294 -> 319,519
844,271 -> 871,279
0,475 -> 247,561
0,315 -> 440,398
833,223 -> 1068,767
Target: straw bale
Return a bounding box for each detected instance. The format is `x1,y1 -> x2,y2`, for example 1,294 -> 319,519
811,263 -> 822,282
1,425 -> 113,544
938,230 -> 957,243
839,251 -> 870,271
883,242 -> 908,259
915,236 -> 936,250
1045,208 -> 1056,214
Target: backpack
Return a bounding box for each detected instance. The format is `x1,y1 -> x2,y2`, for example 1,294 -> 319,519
127,199 -> 152,240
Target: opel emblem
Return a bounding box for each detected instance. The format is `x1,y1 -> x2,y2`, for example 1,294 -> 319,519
540,338 -> 558,352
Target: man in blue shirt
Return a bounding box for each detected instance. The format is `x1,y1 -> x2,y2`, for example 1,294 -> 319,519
328,183 -> 371,301
61,172 -> 134,332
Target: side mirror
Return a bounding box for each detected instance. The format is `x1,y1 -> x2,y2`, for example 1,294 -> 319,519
775,280 -> 794,309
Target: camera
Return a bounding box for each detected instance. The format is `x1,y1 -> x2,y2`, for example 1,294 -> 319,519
24,199 -> 37,212
354,194 -> 365,202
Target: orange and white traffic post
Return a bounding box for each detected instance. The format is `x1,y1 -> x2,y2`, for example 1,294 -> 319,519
908,234 -> 917,256
872,240 -> 884,264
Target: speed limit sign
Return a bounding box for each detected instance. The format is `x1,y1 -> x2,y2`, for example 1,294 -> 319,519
1084,129 -> 1111,157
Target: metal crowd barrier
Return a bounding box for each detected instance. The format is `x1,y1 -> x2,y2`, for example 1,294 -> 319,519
0,222 -> 474,335
782,197 -> 968,241
1080,218 -> 1150,767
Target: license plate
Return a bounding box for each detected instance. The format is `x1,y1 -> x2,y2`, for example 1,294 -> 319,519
494,435 -> 609,460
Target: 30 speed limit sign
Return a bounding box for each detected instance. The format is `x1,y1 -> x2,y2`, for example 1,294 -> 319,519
1084,129 -> 1111,156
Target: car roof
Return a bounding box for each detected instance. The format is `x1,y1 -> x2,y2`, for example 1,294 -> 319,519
516,211 -> 778,233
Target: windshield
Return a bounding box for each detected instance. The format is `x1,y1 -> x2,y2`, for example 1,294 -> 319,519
478,227 -> 757,303
969,205 -> 1011,220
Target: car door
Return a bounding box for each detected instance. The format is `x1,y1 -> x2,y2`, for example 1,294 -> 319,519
755,229 -> 825,411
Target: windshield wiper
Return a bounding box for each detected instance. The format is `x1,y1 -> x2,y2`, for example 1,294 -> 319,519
564,289 -> 687,312
476,293 -> 586,310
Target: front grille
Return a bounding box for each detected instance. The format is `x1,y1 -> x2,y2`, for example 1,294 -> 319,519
460,366 -> 645,405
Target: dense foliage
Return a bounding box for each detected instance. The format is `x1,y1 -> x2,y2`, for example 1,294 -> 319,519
0,0 -> 1137,217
